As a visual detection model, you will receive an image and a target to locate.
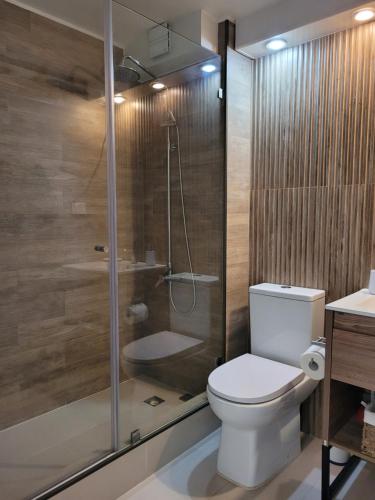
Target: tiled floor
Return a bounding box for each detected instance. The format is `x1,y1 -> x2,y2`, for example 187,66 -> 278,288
0,376 -> 203,500
119,430 -> 375,500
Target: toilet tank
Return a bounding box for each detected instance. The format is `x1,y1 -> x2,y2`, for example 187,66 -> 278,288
249,283 -> 325,367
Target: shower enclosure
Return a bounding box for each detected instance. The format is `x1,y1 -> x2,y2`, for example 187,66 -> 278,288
0,0 -> 225,498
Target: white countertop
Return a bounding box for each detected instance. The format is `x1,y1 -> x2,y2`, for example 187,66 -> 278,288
326,289 -> 375,318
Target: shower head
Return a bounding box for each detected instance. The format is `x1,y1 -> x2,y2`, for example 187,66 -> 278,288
115,54 -> 156,83
115,64 -> 140,84
160,110 -> 177,127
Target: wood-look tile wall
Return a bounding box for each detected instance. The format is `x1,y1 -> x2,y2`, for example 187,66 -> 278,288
225,47 -> 252,360
0,1 -> 113,429
0,0 -> 225,429
250,22 -> 375,302
116,76 -> 225,281
116,75 -> 225,392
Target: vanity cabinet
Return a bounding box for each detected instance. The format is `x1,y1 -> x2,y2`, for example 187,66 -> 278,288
331,323 -> 375,391
322,306 -> 375,499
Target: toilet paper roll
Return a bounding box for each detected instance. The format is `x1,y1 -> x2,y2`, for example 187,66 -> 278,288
126,303 -> 148,325
300,345 -> 325,380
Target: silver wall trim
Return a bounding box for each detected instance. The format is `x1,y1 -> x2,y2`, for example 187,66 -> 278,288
104,0 -> 120,452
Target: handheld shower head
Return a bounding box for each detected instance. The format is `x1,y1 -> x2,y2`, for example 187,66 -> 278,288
160,110 -> 177,128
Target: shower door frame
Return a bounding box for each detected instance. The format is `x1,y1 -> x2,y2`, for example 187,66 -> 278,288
104,0 -> 120,454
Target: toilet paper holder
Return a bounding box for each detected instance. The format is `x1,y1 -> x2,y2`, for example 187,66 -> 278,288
312,336 -> 326,348
307,337 -> 326,372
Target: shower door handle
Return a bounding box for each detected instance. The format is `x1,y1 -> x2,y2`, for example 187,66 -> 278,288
94,245 -> 108,253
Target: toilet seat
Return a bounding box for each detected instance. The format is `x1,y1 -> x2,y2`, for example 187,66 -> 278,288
208,353 -> 304,404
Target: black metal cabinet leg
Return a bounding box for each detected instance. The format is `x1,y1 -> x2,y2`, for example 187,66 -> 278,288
321,443 -> 360,500
322,444 -> 331,500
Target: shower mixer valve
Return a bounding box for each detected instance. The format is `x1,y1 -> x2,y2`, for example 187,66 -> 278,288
155,274 -> 167,288
155,268 -> 173,288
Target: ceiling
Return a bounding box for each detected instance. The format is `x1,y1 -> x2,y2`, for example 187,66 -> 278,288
240,1 -> 375,57
236,0 -> 371,57
8,0 -> 373,62
7,0 -> 219,79
113,0 -> 284,23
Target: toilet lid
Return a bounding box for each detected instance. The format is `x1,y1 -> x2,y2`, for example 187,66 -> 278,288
208,354 -> 304,404
123,331 -> 203,362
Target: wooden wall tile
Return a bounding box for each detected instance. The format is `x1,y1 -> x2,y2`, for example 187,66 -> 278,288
225,48 -> 252,360
251,26 -> 375,190
0,1 -> 110,429
0,0 -> 225,429
115,73 -> 225,390
250,22 -> 375,299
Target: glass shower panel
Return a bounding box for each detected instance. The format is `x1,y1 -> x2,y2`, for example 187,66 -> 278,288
111,1 -> 225,447
0,1 -> 112,498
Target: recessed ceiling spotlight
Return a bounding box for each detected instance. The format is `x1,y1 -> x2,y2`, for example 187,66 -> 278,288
266,38 -> 287,51
114,93 -> 125,104
201,63 -> 216,73
151,82 -> 166,90
353,8 -> 375,22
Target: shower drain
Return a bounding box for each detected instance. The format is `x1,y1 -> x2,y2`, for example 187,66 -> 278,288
144,396 -> 165,407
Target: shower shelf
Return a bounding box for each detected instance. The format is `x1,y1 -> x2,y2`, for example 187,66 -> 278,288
64,261 -> 166,274
166,272 -> 219,286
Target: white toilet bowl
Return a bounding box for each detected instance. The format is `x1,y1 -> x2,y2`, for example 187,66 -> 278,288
207,353 -> 318,489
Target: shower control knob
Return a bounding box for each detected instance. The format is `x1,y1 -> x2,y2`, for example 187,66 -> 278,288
154,275 -> 165,288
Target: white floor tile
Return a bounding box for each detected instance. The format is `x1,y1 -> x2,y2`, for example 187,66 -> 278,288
119,431 -> 223,500
119,431 -> 375,500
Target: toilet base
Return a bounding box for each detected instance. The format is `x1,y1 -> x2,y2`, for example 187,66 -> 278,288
217,407 -> 301,488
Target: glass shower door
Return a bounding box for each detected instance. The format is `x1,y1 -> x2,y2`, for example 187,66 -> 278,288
0,1 -> 113,498
111,1 -> 225,448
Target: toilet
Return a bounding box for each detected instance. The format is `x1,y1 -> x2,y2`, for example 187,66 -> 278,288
207,283 -> 325,489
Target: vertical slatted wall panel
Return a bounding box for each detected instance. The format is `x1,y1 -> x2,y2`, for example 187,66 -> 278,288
250,23 -> 375,303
